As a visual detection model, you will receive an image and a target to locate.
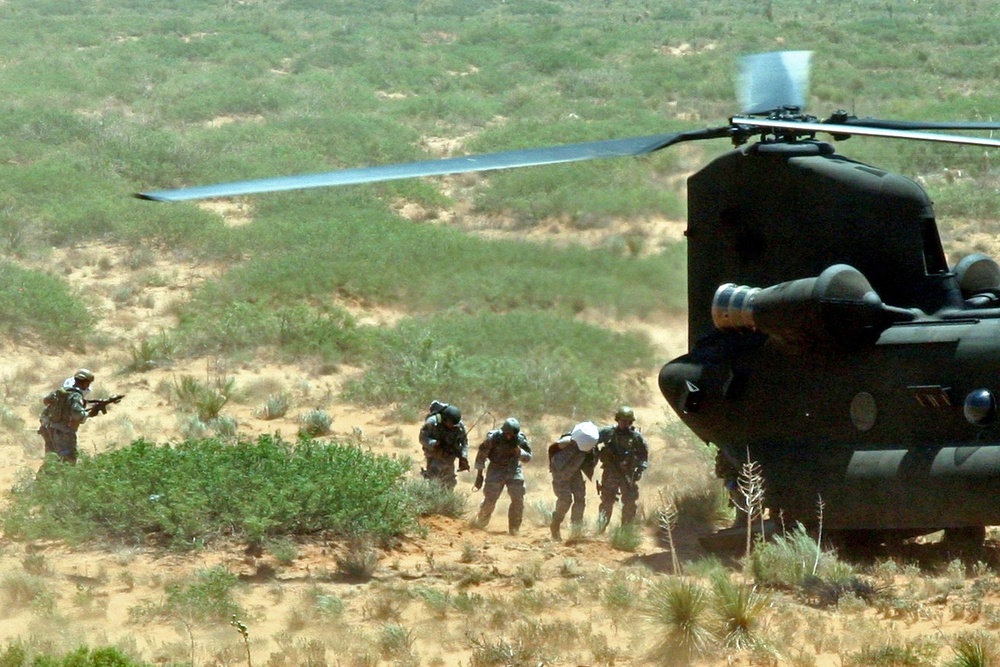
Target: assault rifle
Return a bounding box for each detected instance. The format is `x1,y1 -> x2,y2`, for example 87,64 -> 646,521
85,394 -> 125,416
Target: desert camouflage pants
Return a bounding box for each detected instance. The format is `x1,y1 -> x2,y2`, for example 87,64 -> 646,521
477,478 -> 525,532
423,456 -> 458,489
598,470 -> 639,526
551,473 -> 586,529
38,424 -> 78,464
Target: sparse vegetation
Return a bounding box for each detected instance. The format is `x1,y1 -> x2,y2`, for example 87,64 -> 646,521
2,0 -> 1000,665
130,566 -> 244,624
336,537 -> 381,582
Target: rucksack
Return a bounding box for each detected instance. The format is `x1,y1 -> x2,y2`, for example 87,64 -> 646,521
41,388 -> 73,423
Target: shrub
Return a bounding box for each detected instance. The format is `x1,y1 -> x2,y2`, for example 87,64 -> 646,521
122,336 -> 176,374
401,477 -> 468,518
0,405 -> 24,432
608,521 -> 643,552
0,260 -> 93,345
746,524 -> 874,606
644,577 -> 715,665
0,572 -> 51,611
335,537 -> 380,581
172,375 -> 232,422
711,575 -> 771,651
0,645 -> 150,667
841,638 -> 939,667
4,435 -> 417,548
299,409 -> 332,436
258,393 -> 290,420
130,566 -> 244,624
377,624 -> 416,661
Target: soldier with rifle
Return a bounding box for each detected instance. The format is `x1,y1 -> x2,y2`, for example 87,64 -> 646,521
38,368 -> 125,464
419,401 -> 470,489
595,406 -> 649,531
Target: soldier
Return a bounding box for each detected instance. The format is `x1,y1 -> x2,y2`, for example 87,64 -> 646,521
596,406 -> 649,530
473,418 -> 532,535
419,402 -> 470,489
548,421 -> 599,541
38,368 -> 97,464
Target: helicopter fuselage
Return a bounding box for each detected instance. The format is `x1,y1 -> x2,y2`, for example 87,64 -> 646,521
661,317 -> 1000,531
659,139 -> 1000,535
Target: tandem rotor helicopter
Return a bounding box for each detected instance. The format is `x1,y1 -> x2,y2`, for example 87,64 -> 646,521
140,51 -> 1000,551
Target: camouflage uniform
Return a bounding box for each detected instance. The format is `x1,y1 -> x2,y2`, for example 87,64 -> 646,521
474,425 -> 532,534
548,433 -> 597,539
419,408 -> 469,489
597,422 -> 649,527
38,377 -> 91,464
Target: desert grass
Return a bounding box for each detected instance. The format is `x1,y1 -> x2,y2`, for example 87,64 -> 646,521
129,566 -> 244,625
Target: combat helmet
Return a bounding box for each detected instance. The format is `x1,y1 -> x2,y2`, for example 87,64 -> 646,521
441,404 -> 462,426
615,406 -> 635,422
501,417 -> 520,435
74,368 -> 95,383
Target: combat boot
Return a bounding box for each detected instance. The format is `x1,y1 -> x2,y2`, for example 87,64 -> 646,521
550,521 -> 562,541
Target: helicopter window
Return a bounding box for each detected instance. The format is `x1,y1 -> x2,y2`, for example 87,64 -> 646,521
920,217 -> 948,275
849,392 -> 877,432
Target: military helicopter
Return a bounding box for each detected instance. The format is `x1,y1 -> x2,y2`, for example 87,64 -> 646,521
139,52 -> 1000,551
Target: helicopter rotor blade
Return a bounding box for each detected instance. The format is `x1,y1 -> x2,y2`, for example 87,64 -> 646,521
136,126 -> 733,202
737,50 -> 812,115
732,115 -> 1000,148
826,116 -> 1000,133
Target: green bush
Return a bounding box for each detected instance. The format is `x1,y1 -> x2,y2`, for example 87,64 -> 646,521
344,311 -> 654,418
13,646 -> 148,667
0,260 -> 93,344
3,435 -> 418,548
746,524 -> 855,591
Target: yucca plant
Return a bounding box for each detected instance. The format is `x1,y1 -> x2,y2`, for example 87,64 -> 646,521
948,630 -> 1000,667
644,577 -> 715,665
711,575 -> 771,651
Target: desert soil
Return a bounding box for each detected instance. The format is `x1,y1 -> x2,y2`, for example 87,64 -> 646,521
1,220 -> 998,667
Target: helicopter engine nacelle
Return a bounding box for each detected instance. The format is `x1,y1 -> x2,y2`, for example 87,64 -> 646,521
712,264 -> 908,348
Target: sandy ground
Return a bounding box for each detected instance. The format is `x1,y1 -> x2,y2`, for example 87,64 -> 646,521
3,226 -> 1000,666
0,237 -> 702,666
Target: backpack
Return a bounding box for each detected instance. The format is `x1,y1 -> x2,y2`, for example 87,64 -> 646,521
41,388 -> 73,423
